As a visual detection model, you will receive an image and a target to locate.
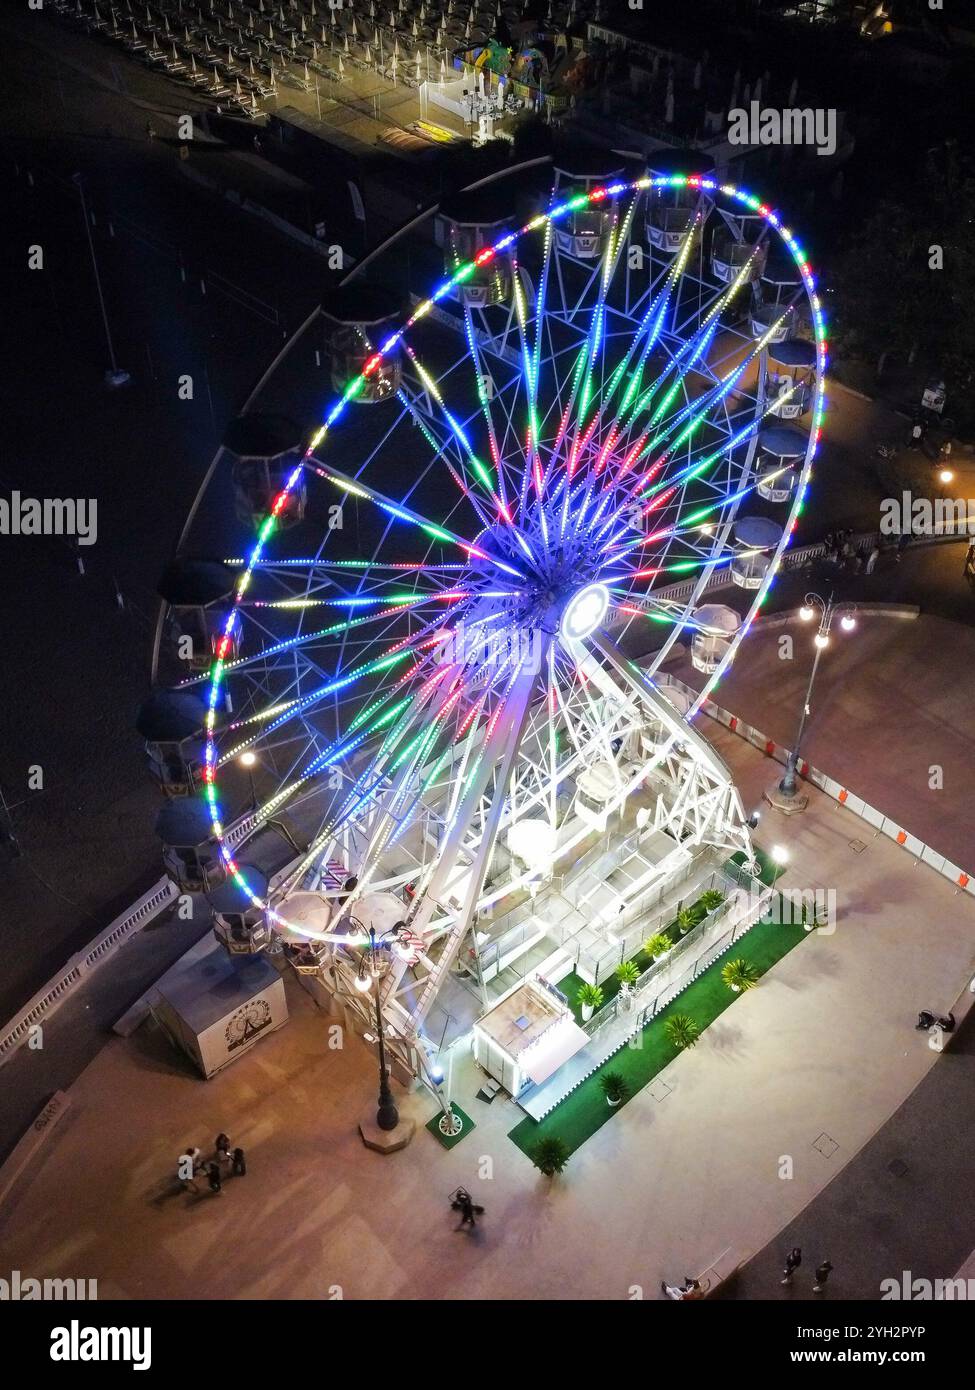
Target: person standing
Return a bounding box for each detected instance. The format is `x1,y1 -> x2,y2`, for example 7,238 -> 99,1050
232,1148 -> 247,1177
207,1162 -> 222,1194
215,1133 -> 232,1163
865,544 -> 880,576
813,1259 -> 833,1293
781,1246 -> 802,1286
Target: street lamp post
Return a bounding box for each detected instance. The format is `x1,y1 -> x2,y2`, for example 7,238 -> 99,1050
354,924 -> 413,1132
777,592 -> 857,800
73,172 -> 129,388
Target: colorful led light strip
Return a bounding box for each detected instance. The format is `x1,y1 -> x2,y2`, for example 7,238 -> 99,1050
202,173 -> 827,936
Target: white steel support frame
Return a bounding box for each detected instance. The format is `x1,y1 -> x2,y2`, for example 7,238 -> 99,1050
162,165 -> 823,1098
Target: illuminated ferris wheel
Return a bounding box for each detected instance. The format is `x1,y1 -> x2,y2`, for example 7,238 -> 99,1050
148,153 -> 826,1087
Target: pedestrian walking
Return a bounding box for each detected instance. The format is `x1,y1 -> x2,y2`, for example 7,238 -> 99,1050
865,544 -> 880,576
207,1162 -> 222,1194
450,1187 -> 483,1230
215,1133 -> 232,1163
895,531 -> 910,562
781,1246 -> 802,1286
812,1259 -> 833,1293
231,1147 -> 247,1177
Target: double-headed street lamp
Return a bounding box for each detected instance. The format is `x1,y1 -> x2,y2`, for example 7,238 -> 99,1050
777,592 -> 857,803
352,923 -> 413,1132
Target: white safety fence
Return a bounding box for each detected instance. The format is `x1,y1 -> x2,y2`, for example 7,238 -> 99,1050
657,672 -> 975,902
0,811 -> 260,1068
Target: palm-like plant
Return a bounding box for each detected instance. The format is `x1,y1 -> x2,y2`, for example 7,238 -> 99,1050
664,1012 -> 700,1050
577,982 -> 604,1009
532,1136 -> 570,1176
599,1071 -> 628,1104
615,959 -> 640,987
643,933 -> 673,960
699,889 -> 725,914
721,958 -> 760,992
675,907 -> 697,935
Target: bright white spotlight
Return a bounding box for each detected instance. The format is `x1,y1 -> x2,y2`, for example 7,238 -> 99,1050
353,969 -> 372,993
772,844 -> 789,864
238,750 -> 257,767
814,631 -> 829,648
560,582 -> 610,642
799,605 -> 815,622
840,613 -> 856,632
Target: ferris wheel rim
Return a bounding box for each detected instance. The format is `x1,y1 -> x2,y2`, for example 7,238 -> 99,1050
198,171 -> 828,938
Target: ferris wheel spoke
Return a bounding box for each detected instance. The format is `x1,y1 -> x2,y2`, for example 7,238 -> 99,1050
305,459 -> 524,580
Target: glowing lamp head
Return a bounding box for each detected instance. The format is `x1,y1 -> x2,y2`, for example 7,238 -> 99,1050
799,605 -> 815,622
939,468 -> 954,484
353,968 -> 372,993
814,631 -> 829,649
238,751 -> 257,768
771,844 -> 789,865
560,583 -> 610,643
840,613 -> 856,632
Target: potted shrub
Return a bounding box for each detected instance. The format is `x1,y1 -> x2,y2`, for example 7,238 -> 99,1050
699,889 -> 725,915
643,932 -> 672,961
599,1071 -> 628,1107
676,906 -> 697,935
721,958 -> 760,993
664,1013 -> 700,1050
532,1136 -> 570,1177
577,981 -> 603,1022
615,960 -> 640,987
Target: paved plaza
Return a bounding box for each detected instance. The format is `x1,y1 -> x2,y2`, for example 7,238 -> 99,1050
3,727 -> 973,1300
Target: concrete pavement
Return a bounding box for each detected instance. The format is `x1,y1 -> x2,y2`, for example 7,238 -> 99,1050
3,725 -> 973,1300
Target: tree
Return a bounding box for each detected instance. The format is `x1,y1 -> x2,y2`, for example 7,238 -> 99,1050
532,1136 -> 570,1176
664,1013 -> 700,1050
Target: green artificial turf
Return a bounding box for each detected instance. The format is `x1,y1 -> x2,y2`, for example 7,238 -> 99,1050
509,892 -> 806,1162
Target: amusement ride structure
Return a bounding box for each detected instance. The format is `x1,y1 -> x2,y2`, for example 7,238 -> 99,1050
144,153 -> 826,1109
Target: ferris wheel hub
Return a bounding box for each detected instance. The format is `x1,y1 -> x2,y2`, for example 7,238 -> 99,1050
560,582 -> 611,642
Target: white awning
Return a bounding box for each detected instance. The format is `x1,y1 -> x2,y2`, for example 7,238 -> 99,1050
523,1019 -> 589,1087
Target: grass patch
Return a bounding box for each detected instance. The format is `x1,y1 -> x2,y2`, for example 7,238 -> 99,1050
426,1103 -> 475,1150
509,898 -> 805,1161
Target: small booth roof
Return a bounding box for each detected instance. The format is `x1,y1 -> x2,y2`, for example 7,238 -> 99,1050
158,558 -> 235,607
439,184 -> 518,227
137,689 -> 209,741
155,797 -> 215,846
321,283 -> 404,327
223,412 -> 302,460
156,937 -> 279,1035
760,424 -> 809,458
206,864 -> 269,913
734,516 -> 783,548
768,338 -> 817,369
